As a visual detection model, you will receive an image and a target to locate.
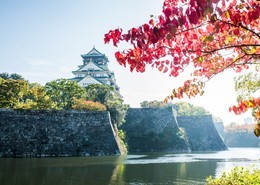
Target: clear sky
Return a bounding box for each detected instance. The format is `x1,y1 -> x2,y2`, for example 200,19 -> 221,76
0,0 -> 252,125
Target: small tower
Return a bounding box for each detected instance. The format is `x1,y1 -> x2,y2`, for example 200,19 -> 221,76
70,47 -> 120,94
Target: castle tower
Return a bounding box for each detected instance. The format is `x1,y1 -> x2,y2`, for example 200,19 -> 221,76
70,47 -> 120,93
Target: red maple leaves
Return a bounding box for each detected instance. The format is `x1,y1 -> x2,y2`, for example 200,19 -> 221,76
229,98 -> 260,118
104,0 -> 260,124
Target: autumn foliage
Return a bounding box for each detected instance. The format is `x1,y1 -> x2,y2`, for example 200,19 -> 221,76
72,98 -> 107,111
104,0 -> 260,125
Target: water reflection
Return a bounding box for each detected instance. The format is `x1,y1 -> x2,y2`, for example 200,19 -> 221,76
110,155 -> 127,185
0,148 -> 259,185
0,156 -> 119,185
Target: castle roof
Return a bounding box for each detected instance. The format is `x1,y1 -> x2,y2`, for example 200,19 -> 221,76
81,47 -> 105,59
70,74 -> 104,84
73,60 -> 105,73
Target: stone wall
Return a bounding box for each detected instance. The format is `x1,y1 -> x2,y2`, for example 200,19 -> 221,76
0,109 -> 121,157
0,108 -> 228,157
178,115 -> 227,151
122,108 -> 190,152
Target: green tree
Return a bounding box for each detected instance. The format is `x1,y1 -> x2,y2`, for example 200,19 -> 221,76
0,72 -> 9,80
85,84 -> 128,127
234,66 -> 260,102
85,84 -> 113,104
0,72 -> 24,80
173,101 -> 210,116
16,83 -> 57,110
9,73 -> 24,80
45,79 -> 86,110
0,78 -> 28,108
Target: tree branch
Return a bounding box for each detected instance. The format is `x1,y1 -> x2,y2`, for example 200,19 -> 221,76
218,19 -> 260,39
187,44 -> 260,54
203,54 -> 248,83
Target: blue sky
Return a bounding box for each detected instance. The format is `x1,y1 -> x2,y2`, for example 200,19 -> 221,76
0,0 -> 251,124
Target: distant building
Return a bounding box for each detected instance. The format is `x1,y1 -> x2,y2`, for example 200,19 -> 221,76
224,123 -> 255,133
70,47 -> 120,94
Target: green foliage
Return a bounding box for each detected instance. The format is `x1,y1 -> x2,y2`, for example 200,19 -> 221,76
0,73 -> 9,80
72,98 -> 106,111
234,66 -> 260,102
0,78 -> 56,110
173,101 -> 210,116
85,84 -> 113,104
45,79 -> 86,110
0,72 -> 24,80
140,100 -> 172,108
206,166 -> 260,185
0,78 -> 29,108
15,83 -> 56,110
118,129 -> 126,141
85,84 -> 128,127
106,95 -> 128,127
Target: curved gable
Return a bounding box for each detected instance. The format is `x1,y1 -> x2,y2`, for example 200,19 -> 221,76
78,75 -> 102,87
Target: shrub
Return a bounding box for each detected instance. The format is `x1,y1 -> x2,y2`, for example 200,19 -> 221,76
72,98 -> 106,111
206,166 -> 260,185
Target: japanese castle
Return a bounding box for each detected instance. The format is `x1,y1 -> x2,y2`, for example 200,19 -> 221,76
70,47 -> 120,93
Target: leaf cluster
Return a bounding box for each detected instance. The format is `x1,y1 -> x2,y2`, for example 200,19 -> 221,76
105,0 -> 260,135
72,98 -> 106,111
0,78 -> 56,110
0,72 -> 24,80
85,84 -> 129,127
234,68 -> 260,102
45,78 -> 86,110
206,166 -> 260,185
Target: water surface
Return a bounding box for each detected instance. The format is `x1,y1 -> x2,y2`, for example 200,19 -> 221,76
0,148 -> 259,185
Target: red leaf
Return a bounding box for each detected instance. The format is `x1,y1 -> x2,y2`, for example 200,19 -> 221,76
175,46 -> 181,55
163,8 -> 172,18
143,24 -> 150,32
233,29 -> 240,36
115,52 -> 126,67
249,10 -> 259,21
211,0 -> 220,3
104,33 -> 111,44
188,10 -> 198,24
163,67 -> 168,73
196,49 -> 202,56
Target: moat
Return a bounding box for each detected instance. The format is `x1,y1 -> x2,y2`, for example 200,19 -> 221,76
1,148 -> 259,185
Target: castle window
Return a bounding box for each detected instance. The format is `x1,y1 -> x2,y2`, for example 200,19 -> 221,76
76,74 -> 84,77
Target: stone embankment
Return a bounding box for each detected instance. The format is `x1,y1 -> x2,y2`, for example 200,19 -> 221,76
0,109 -> 122,157
0,108 -> 227,157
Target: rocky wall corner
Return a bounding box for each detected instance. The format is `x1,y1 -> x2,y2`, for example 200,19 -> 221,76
123,107 -> 190,152
0,109 -> 122,157
177,115 -> 227,151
